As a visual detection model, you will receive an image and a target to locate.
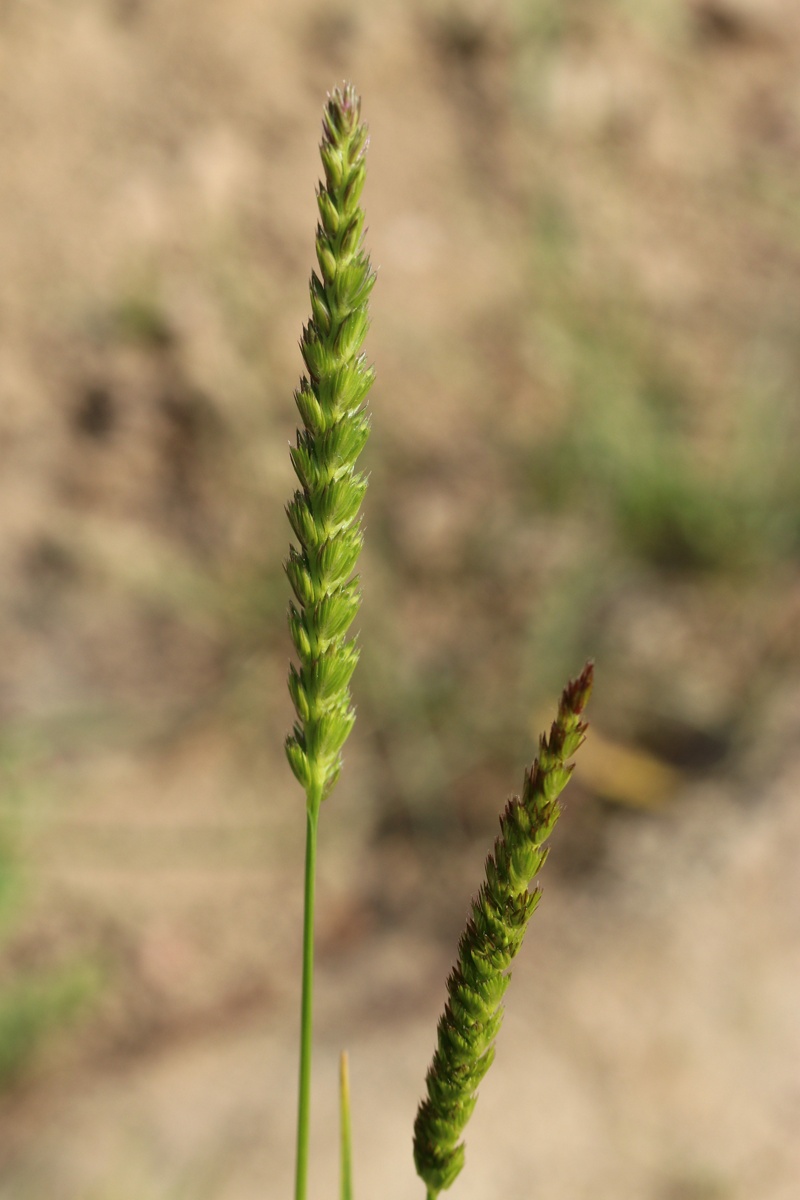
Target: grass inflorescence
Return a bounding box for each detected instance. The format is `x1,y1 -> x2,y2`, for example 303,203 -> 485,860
285,85 -> 376,1200
413,663 -> 594,1197
285,85 -> 593,1200
285,84 -> 375,813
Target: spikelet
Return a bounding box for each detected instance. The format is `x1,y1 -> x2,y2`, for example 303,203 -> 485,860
413,663 -> 594,1197
284,85 -> 375,812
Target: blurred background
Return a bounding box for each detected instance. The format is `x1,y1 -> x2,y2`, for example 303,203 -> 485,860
1,1 -> 799,1197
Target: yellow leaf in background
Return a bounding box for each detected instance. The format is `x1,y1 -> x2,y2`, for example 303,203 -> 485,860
533,709 -> 682,811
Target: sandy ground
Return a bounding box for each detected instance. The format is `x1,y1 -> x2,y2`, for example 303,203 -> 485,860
1,1 -> 799,1197
2,732 -> 800,1200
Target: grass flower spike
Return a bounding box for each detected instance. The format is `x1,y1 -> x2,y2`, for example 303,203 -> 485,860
285,83 -> 375,814
286,85 -> 594,1200
287,85 -> 375,1200
413,663 -> 594,1197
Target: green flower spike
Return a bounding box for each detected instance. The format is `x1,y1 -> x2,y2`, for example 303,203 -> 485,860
288,85 -> 375,1200
413,662 -> 594,1198
285,84 -> 376,815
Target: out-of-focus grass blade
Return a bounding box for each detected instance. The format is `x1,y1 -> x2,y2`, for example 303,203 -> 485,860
340,1050 -> 353,1200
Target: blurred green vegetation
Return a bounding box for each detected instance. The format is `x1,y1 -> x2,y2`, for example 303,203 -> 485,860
521,192 -> 800,575
0,964 -> 99,1088
0,739 -> 101,1089
356,5 -> 800,832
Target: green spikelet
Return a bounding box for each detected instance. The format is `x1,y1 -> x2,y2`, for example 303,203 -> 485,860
413,663 -> 594,1197
285,84 -> 375,813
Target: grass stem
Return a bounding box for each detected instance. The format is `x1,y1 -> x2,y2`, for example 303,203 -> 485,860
340,1050 -> 353,1200
294,804 -> 319,1200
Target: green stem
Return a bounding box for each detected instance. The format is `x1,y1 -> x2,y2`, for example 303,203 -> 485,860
339,1050 -> 353,1200
294,801 -> 320,1200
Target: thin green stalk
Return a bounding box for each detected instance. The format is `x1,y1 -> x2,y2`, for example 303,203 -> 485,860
294,806 -> 319,1200
339,1051 -> 354,1200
